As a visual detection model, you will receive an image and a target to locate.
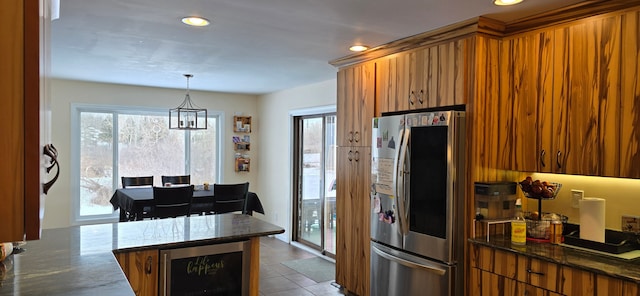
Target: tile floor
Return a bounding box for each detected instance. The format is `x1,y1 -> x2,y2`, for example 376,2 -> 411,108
259,236 -> 346,296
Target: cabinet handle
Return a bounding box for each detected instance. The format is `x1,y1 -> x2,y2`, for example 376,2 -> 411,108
348,150 -> 353,162
418,90 -> 424,104
163,253 -> 168,294
354,151 -> 360,162
145,255 -> 153,275
354,131 -> 360,143
348,131 -> 353,143
540,149 -> 546,168
409,92 -> 414,105
43,144 -> 60,194
556,150 -> 562,169
526,269 -> 545,276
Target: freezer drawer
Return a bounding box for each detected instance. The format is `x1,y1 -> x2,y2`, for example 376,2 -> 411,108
370,242 -> 457,296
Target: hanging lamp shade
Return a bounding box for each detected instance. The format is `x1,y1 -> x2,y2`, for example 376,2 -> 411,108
170,74 -> 207,130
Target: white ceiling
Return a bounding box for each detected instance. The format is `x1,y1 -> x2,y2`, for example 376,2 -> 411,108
51,0 -> 586,95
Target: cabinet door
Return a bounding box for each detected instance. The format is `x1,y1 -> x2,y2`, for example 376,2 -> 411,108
337,62 -> 375,147
406,49 -> 426,110
376,55 -> 402,115
0,0 -> 50,242
517,255 -> 561,292
335,146 -> 371,296
500,34 -> 543,172
555,15 -> 622,176
619,10 -> 640,178
559,265 -> 595,295
115,250 -> 159,296
426,39 -> 468,108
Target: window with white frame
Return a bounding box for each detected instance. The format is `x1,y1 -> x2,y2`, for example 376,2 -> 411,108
72,105 -> 221,222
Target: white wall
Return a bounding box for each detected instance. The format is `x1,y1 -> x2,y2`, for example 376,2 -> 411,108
44,79 -> 259,228
256,79 -> 337,242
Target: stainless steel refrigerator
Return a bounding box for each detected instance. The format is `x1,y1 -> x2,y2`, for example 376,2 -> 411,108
370,110 -> 465,296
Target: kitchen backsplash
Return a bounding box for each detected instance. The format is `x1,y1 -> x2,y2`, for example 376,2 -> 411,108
523,173 -> 640,231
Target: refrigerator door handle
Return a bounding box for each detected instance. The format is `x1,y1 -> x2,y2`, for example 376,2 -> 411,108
395,127 -> 410,235
372,244 -> 446,276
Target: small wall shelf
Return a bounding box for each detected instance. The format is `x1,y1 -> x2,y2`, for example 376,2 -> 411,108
235,157 -> 250,172
232,135 -> 251,151
233,116 -> 252,133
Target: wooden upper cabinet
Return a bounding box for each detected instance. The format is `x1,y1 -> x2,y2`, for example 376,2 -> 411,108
337,61 -> 375,147
403,49 -> 428,110
376,54 -> 406,115
502,12 -> 637,178
0,0 -> 50,242
556,15 -> 622,177
426,39 -> 468,108
619,10 -> 640,178
376,38 -> 470,116
499,31 -> 554,172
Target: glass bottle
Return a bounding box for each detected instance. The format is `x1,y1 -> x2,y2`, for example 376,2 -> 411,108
511,198 -> 526,245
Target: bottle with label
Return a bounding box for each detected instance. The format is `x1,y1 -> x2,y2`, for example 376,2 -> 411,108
511,198 -> 526,245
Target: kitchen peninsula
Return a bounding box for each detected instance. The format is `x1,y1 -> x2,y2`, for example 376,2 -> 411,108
0,214 -> 284,295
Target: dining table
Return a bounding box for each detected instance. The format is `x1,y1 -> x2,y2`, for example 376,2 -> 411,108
109,186 -> 265,222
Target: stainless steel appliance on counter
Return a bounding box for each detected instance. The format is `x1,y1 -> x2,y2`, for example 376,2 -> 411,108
370,110 -> 465,296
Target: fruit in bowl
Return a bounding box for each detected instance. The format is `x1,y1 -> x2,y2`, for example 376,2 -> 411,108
519,176 -> 562,199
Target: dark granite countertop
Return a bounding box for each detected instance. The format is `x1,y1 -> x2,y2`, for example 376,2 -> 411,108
469,236 -> 640,284
0,214 -> 284,295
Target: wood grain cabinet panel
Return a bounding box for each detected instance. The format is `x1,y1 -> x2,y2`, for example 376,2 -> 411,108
471,268 -> 562,296
619,9 -> 640,179
376,38 -> 470,115
471,244 -> 518,279
427,39 -> 468,108
375,55 -> 397,116
559,15 -> 622,177
0,0 -> 50,242
501,12 -> 636,178
499,32 -> 552,172
376,54 -> 411,113
337,62 -> 375,147
517,255 -> 561,292
335,146 -> 371,296
115,250 -> 159,296
594,274 -> 640,296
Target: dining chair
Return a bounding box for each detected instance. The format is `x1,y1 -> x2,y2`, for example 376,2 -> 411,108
121,176 -> 155,220
212,182 -> 250,214
121,176 -> 154,188
161,175 -> 191,185
152,185 -> 194,219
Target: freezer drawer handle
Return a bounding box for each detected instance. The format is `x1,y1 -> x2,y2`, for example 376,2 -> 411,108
372,245 -> 446,275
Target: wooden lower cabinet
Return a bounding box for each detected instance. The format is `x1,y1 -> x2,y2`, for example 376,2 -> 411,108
471,268 -> 561,296
115,249 -> 159,296
470,244 -> 640,296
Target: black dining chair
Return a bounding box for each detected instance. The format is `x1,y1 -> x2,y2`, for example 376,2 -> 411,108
212,182 -> 250,214
152,185 -> 194,219
121,176 -> 155,220
161,175 -> 191,185
121,176 -> 154,188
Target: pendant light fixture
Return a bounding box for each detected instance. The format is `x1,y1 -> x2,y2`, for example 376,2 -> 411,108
169,74 -> 207,130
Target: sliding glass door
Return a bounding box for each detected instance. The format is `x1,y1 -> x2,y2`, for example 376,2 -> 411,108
293,113 -> 336,256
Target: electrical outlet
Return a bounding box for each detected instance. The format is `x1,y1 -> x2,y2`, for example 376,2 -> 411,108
571,189 -> 584,209
621,215 -> 640,233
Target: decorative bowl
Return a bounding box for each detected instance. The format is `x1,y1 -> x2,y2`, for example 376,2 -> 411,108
519,181 -> 562,200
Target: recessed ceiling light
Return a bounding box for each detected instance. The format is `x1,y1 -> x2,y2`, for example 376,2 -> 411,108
493,0 -> 523,5
349,45 -> 369,52
181,16 -> 210,27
